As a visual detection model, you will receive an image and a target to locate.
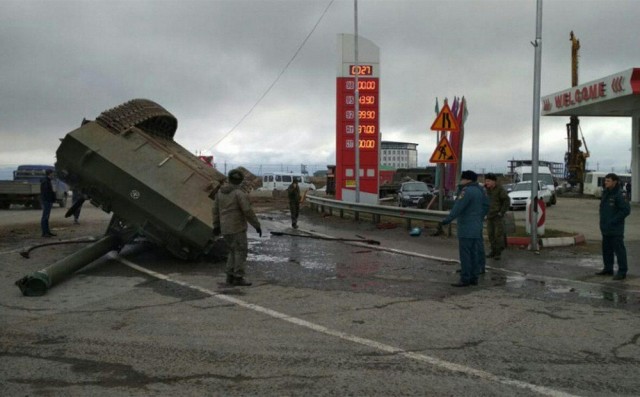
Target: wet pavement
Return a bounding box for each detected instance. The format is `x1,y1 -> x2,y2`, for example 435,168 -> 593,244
2,202 -> 640,396
262,203 -> 640,311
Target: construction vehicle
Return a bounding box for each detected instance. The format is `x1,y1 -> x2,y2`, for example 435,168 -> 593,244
16,99 -> 231,296
565,31 -> 590,193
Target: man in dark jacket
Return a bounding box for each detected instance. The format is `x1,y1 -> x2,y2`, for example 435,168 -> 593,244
595,173 -> 630,280
439,170 -> 489,287
287,178 -> 301,229
40,169 -> 57,237
213,169 -> 262,286
484,173 -> 510,260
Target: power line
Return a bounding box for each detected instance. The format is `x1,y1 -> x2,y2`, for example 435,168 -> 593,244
207,0 -> 335,152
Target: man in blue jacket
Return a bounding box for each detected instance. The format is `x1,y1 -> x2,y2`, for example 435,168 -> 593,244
595,173 -> 630,280
439,170 -> 489,287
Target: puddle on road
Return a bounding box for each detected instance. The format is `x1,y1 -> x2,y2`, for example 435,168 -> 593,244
249,253 -> 334,271
502,275 -> 634,306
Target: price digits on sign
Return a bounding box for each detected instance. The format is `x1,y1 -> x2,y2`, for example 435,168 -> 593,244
345,138 -> 376,150
345,80 -> 377,90
359,110 -> 376,120
359,139 -> 376,149
359,125 -> 376,134
358,80 -> 376,90
359,95 -> 375,105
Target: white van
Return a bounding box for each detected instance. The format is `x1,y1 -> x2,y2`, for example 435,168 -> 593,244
583,171 -> 631,198
261,172 -> 316,191
513,166 -> 557,205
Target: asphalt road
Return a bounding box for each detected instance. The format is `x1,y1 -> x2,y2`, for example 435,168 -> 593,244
1,197 -> 639,396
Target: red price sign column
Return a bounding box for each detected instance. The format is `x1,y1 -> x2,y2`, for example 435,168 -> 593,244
335,77 -> 379,200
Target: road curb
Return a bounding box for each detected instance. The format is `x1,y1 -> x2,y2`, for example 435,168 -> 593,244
506,234 -> 586,248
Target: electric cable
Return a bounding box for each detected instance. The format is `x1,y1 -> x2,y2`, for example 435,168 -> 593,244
207,0 -> 335,151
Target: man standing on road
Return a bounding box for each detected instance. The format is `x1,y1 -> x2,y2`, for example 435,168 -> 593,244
595,173 -> 630,280
40,169 -> 57,237
213,169 -> 262,286
484,173 -> 510,260
439,170 -> 489,287
287,178 -> 301,229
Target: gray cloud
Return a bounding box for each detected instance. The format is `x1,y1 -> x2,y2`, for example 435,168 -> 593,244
1,0 -> 638,176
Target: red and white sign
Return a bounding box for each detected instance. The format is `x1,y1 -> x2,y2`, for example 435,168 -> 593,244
541,68 -> 640,116
335,34 -> 380,203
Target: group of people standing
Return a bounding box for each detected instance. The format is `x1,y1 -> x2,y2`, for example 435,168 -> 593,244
438,170 -> 496,287
41,165 -> 630,288
440,170 -> 631,286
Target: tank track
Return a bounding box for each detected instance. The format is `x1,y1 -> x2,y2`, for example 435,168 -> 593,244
96,99 -> 178,140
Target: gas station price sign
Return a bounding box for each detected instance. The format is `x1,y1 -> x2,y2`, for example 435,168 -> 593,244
337,77 -> 379,151
335,34 -> 380,202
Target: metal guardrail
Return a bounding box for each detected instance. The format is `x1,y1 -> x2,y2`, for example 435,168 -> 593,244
305,194 -> 452,230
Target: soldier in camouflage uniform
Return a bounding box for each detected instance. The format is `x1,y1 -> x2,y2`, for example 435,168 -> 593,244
287,178 -> 301,229
213,169 -> 262,286
484,173 -> 510,260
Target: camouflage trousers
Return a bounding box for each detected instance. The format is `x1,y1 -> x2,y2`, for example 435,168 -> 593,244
223,232 -> 248,278
487,216 -> 506,254
289,201 -> 300,225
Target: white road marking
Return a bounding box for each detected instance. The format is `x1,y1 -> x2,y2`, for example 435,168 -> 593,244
114,253 -> 581,397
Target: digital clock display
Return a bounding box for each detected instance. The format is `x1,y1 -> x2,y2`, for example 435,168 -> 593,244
349,65 -> 373,76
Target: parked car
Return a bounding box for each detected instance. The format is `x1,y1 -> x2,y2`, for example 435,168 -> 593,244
503,183 -> 515,193
397,181 -> 433,207
508,181 -> 553,210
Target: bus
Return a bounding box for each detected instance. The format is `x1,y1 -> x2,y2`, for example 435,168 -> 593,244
583,171 -> 631,198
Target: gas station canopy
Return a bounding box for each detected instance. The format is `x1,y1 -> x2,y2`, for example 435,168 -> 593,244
541,68 -> 640,117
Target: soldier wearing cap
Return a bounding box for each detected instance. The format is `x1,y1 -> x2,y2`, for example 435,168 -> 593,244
212,169 -> 262,286
484,173 -> 510,260
439,170 -> 489,287
287,177 -> 301,229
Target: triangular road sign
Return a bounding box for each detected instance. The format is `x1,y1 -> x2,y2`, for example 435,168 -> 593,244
429,136 -> 458,163
430,102 -> 460,132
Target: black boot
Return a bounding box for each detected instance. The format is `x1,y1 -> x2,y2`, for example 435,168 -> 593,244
225,274 -> 235,285
234,277 -> 252,286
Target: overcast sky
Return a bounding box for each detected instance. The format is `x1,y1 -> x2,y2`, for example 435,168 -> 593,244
1,0 -> 638,176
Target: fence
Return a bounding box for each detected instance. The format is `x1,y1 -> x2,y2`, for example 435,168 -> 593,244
305,194 -> 452,232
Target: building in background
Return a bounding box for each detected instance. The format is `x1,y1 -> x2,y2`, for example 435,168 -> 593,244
381,141 -> 418,169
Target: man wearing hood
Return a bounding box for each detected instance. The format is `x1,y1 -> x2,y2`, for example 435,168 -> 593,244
595,173 -> 630,280
213,169 -> 262,286
439,170 -> 489,287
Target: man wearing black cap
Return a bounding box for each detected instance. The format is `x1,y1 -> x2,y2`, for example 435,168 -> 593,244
484,173 -> 510,260
213,169 -> 262,286
439,170 -> 489,287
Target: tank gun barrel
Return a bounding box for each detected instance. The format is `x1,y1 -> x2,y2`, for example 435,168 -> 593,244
15,234 -> 120,296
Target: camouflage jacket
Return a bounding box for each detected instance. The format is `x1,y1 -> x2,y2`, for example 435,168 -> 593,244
486,184 -> 510,218
213,184 -> 260,235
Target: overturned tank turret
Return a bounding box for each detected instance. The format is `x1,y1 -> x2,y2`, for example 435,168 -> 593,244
16,99 -> 228,296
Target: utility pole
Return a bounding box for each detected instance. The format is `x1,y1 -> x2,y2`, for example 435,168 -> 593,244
353,0 -> 360,203
530,0 -> 543,252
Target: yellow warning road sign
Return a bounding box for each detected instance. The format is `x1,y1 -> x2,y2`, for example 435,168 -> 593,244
430,136 -> 458,163
430,102 -> 460,132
